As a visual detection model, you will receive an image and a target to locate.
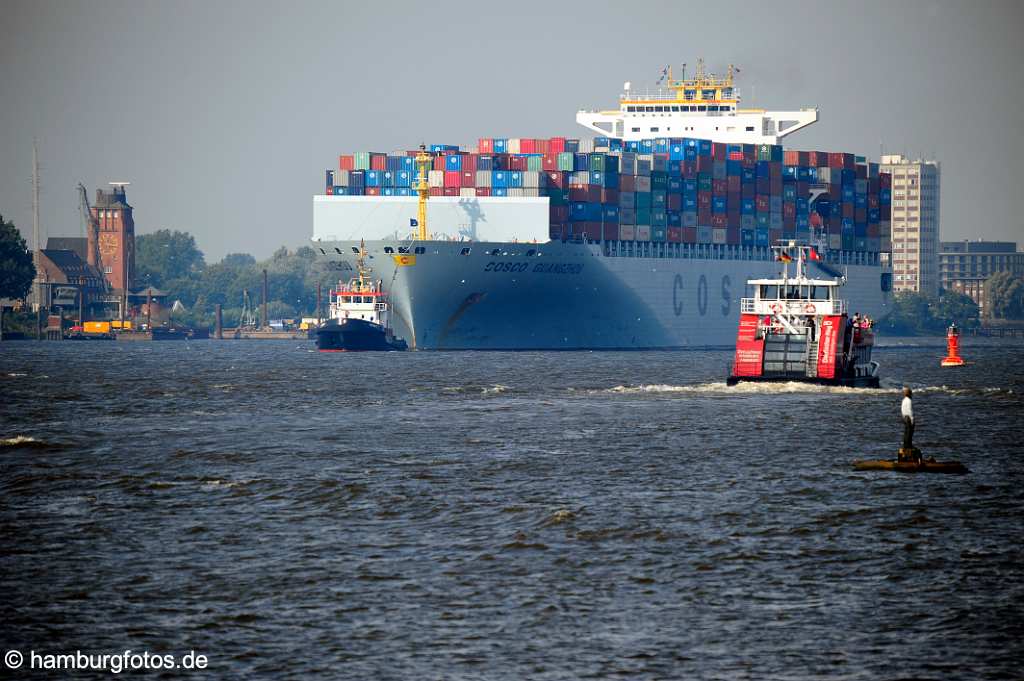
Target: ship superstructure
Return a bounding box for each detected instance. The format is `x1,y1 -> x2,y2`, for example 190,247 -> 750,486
576,61 -> 817,145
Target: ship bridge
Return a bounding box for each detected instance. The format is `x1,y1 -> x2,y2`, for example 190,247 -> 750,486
576,61 -> 817,145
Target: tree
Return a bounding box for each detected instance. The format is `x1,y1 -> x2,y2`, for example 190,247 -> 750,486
880,291 -> 934,335
221,253 -> 256,268
986,271 -> 1024,320
932,290 -> 980,329
0,214 -> 36,300
135,230 -> 205,288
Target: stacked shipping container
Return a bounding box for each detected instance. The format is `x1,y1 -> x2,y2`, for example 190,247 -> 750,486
326,137 -> 890,253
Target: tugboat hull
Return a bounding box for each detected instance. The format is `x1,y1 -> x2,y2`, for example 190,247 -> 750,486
315,318 -> 407,352
726,374 -> 880,388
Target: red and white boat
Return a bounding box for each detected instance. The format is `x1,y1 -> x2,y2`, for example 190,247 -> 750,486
727,243 -> 880,387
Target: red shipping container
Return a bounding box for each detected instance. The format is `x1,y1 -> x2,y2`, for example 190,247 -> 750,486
366,187 -> 381,196
712,178 -> 728,194
550,205 -> 569,222
756,177 -> 770,194
520,138 -> 536,154
711,214 -> 728,228
828,153 -> 844,169
682,160 -> 698,178
429,187 -> 443,197
444,170 -> 461,188
442,187 -> 459,197
462,155 -> 477,173
727,151 -> 744,161
784,217 -> 796,230
433,156 -> 446,171
808,151 -> 826,167
880,173 -> 892,189
668,194 -> 682,211
339,155 -> 355,171
698,192 -> 712,209
712,143 -> 727,161
478,139 -> 493,154
855,207 -> 867,222
326,186 -> 333,195
784,150 -> 800,165
542,154 -> 558,171
727,209 -> 741,227
727,175 -> 741,192
769,229 -> 783,243
668,227 -> 682,243
536,139 -> 549,154
510,156 -> 529,171
546,172 -> 567,188
698,208 -> 712,226
461,171 -> 475,188
769,162 -> 782,179
741,184 -> 755,199
783,202 -> 796,219
697,155 -> 713,173
549,224 -> 566,241
603,223 -> 619,241
572,222 -> 600,238
726,226 -> 741,244
743,150 -> 757,164
682,227 -> 697,243
756,195 -> 770,212
855,164 -> 867,179
476,187 -> 491,197
549,137 -> 566,154
601,188 -> 619,204
620,174 -> 635,192
370,154 -> 387,171
867,223 -> 880,238
769,177 -> 783,193
843,203 -> 854,219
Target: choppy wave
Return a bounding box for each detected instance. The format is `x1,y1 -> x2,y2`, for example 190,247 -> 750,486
593,381 -> 883,396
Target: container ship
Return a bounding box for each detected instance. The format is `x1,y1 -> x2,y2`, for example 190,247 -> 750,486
312,62 -> 893,349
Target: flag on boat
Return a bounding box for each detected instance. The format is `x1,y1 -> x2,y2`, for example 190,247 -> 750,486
808,247 -> 821,261
777,252 -> 793,263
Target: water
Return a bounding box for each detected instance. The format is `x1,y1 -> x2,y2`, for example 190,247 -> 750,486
2,339 -> 1023,679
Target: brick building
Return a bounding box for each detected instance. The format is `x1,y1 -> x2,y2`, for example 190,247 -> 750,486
939,240 -> 1024,316
88,184 -> 136,294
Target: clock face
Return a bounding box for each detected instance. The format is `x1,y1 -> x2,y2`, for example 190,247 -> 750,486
99,233 -> 118,254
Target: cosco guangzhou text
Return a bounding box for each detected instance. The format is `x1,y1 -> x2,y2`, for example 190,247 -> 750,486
483,262 -> 584,275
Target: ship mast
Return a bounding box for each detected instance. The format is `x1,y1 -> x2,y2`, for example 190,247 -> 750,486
414,144 -> 430,241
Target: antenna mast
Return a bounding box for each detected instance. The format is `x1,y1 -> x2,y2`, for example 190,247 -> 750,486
414,145 -> 431,240
32,139 -> 42,313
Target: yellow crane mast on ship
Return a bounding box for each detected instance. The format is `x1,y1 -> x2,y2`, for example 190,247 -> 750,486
414,145 -> 431,241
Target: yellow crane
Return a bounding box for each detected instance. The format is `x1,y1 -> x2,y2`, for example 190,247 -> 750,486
414,145 -> 431,241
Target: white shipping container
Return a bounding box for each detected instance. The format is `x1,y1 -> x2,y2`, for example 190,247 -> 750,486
458,188 -> 477,197
523,171 -> 541,188
522,188 -> 541,197
817,168 -> 833,184
507,138 -> 521,154
476,171 -> 492,188
428,170 -> 444,188
578,138 -> 595,153
635,176 -> 652,193
636,226 -> 652,241
829,234 -> 842,250
697,226 -> 713,243
336,170 -> 350,186
619,225 -> 635,240
507,188 -> 525,197
713,228 -> 727,244
571,171 -> 591,185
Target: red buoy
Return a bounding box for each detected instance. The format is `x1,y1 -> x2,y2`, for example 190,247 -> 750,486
941,323 -> 965,367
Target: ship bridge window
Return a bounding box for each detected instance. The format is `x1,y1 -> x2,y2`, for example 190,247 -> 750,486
708,106 -> 719,111
490,248 -> 500,256
697,106 -> 707,112
351,247 -> 360,254
460,247 -> 471,255
384,246 -> 394,253
398,246 -> 410,254
650,127 -> 659,132
671,105 -> 680,111
645,106 -> 654,112
631,127 -> 641,132
655,106 -> 664,112
414,246 -> 425,254
526,249 -> 536,257
760,285 -> 781,299
745,126 -> 754,132
627,106 -> 636,112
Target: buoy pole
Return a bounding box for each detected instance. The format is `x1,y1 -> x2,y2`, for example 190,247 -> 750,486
941,323 -> 964,367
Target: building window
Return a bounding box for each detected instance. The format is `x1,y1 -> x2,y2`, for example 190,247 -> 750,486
104,266 -> 112,274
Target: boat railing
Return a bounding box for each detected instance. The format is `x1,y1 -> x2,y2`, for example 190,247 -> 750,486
741,298 -> 848,315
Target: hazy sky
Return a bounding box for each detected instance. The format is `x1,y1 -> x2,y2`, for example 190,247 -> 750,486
2,0 -> 1022,261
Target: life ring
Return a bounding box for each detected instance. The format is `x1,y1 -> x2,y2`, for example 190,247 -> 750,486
770,303 -> 783,314
804,303 -> 816,314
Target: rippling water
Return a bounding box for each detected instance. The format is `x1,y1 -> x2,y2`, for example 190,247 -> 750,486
2,338 -> 1023,679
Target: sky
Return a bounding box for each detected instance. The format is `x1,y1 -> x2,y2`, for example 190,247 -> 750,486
2,0 -> 1023,262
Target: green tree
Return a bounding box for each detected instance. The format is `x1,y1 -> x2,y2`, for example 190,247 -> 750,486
880,291 -> 934,334
221,253 -> 256,268
136,230 -> 205,288
0,214 -> 36,300
932,290 -> 980,329
986,271 -> 1024,320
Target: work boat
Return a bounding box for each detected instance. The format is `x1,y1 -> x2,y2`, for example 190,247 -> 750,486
316,242 -> 408,352
727,242 -> 880,387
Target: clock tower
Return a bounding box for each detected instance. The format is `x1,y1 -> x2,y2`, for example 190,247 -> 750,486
89,183 -> 135,293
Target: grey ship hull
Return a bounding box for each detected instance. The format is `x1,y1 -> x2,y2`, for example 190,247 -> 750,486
314,239 -> 891,350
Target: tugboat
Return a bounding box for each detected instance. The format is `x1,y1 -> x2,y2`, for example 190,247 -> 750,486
315,241 -> 408,352
727,242 -> 880,387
